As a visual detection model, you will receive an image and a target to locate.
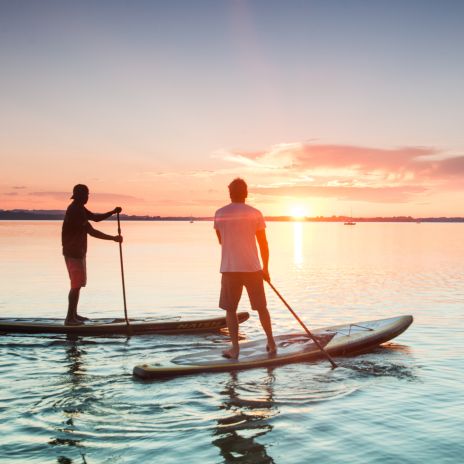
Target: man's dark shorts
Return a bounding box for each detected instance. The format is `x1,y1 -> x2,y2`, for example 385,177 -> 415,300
219,271 -> 267,313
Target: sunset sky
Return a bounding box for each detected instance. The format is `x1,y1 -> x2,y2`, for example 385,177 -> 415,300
1,1 -> 463,217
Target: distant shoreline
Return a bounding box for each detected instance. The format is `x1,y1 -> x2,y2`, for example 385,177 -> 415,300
1,210 -> 463,223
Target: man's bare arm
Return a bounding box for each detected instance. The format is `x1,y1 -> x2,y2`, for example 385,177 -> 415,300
87,207 -> 122,222
87,224 -> 122,242
256,229 -> 270,282
215,229 -> 222,244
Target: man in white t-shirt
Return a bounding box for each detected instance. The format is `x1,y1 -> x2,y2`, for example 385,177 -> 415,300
214,178 -> 276,359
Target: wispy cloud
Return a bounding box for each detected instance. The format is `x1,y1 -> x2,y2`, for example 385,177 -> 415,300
293,144 -> 440,172
253,185 -> 427,203
435,156 -> 464,176
28,191 -> 143,202
218,143 -> 449,175
213,144 -> 299,171
213,142 -> 463,203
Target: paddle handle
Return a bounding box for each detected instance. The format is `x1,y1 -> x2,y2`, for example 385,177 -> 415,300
267,281 -> 337,368
117,212 -> 130,333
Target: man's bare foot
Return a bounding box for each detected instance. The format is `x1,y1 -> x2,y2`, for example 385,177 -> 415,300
64,318 -> 84,326
266,342 -> 277,355
76,314 -> 89,321
222,348 -> 239,359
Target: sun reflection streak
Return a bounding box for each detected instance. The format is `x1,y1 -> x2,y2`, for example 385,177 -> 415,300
293,222 -> 303,266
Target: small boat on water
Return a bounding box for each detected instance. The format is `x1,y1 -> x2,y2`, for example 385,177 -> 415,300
134,315 -> 413,379
344,209 -> 356,225
0,311 -> 250,336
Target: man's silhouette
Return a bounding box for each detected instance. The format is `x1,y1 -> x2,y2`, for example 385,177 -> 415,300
62,184 -> 122,325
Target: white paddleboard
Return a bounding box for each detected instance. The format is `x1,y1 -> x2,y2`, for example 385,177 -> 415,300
133,315 -> 413,379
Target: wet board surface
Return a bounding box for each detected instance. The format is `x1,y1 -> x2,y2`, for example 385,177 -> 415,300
0,311 -> 250,336
133,315 -> 413,379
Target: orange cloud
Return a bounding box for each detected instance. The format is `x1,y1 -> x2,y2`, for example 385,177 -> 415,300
252,185 -> 427,203
215,143 -> 464,204
435,156 -> 464,177
226,143 -> 447,173
221,143 -> 464,177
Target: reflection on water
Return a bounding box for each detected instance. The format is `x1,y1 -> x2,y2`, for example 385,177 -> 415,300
213,371 -> 277,463
293,222 -> 304,267
49,336 -> 88,463
211,348 -> 418,464
1,222 -> 464,463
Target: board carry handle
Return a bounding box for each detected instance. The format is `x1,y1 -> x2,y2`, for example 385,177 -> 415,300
117,212 -> 131,335
266,281 -> 337,369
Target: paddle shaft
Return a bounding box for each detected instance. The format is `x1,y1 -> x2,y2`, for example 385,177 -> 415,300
267,281 -> 337,368
117,212 -> 130,332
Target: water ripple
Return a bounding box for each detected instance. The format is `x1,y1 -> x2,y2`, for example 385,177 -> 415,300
1,222 -> 464,463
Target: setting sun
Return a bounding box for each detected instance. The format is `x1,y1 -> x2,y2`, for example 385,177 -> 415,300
290,205 -> 309,220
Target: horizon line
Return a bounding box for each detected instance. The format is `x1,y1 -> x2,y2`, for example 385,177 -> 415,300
1,209 -> 463,223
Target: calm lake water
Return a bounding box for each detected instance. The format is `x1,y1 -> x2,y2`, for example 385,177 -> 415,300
0,220 -> 463,463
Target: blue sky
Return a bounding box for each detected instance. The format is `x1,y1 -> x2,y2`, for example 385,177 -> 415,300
1,0 -> 463,216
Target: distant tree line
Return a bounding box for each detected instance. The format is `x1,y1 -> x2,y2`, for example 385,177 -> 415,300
1,210 -> 463,222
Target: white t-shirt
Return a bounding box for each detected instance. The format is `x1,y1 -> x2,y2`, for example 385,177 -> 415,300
214,202 -> 266,272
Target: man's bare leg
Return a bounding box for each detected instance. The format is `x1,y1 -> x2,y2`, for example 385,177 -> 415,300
65,288 -> 82,325
258,308 -> 277,354
222,309 -> 240,359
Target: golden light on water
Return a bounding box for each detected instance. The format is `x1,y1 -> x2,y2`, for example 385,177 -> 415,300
293,222 -> 304,265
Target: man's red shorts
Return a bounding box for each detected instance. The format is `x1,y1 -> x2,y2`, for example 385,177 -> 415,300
65,257 -> 87,288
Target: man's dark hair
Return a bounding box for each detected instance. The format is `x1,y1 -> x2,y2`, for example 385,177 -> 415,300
228,178 -> 248,202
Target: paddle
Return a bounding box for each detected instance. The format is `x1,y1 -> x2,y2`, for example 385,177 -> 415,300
266,281 -> 338,369
117,212 -> 131,334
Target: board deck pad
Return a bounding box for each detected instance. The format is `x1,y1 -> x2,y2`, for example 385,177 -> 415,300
0,311 -> 250,336
174,333 -> 334,366
133,315 -> 413,379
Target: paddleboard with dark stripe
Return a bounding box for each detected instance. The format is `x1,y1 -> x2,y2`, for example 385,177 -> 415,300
133,315 -> 413,379
0,311 -> 250,336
